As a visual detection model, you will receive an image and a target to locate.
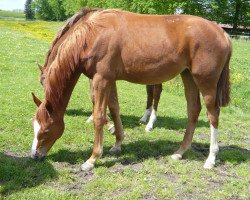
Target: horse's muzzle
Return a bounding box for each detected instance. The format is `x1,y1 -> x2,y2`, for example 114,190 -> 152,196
31,148 -> 47,160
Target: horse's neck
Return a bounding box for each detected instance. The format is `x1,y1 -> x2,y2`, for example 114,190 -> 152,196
45,71 -> 81,119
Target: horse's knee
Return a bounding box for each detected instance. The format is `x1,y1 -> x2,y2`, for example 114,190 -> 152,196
94,114 -> 106,128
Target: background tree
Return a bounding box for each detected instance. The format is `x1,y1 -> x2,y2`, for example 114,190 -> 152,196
48,0 -> 66,21
32,0 -> 66,21
31,0 -> 250,31
181,0 -> 250,30
24,0 -> 34,20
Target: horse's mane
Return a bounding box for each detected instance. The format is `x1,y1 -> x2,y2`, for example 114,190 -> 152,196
44,9 -> 119,107
43,8 -> 102,69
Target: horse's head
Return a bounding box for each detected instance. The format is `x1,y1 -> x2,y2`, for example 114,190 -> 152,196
31,93 -> 64,160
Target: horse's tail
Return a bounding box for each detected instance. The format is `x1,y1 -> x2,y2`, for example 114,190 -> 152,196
216,32 -> 231,107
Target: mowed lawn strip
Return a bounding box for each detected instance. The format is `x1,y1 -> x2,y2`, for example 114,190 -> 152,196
0,20 -> 249,199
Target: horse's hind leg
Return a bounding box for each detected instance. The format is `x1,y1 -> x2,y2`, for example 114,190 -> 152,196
200,87 -> 220,169
139,85 -> 154,124
191,63 -> 221,169
172,70 -> 201,160
145,84 -> 162,132
108,82 -> 125,154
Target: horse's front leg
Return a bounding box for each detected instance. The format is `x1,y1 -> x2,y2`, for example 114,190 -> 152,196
86,79 -> 115,134
81,75 -> 111,171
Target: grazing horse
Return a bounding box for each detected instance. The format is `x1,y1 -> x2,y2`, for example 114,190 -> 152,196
31,9 -> 231,172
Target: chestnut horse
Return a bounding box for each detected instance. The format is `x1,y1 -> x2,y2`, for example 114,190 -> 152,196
31,9 -> 231,171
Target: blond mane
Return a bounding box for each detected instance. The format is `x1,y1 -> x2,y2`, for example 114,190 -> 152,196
43,8 -> 102,69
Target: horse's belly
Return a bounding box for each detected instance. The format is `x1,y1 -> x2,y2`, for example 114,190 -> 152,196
121,62 -> 185,84
119,36 -> 187,84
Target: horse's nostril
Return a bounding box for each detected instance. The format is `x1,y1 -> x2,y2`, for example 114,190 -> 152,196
31,154 -> 38,160
40,156 -> 45,161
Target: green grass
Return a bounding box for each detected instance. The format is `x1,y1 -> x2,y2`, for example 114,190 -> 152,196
0,20 -> 249,199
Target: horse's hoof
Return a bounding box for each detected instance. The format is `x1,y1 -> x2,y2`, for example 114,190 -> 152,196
139,118 -> 147,124
171,154 -> 182,160
81,161 -> 94,172
108,125 -> 115,135
109,146 -> 121,154
203,161 -> 215,169
145,126 -> 153,132
86,116 -> 93,124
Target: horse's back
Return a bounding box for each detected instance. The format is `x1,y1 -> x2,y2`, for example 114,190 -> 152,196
92,10 -> 231,84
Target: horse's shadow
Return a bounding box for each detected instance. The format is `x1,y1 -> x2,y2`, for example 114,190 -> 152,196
0,152 -> 57,196
49,139 -> 250,169
65,108 -> 209,130
1,142 -> 248,196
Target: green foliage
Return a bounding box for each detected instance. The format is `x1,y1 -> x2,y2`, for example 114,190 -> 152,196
25,0 -> 35,20
62,0 -> 87,16
61,0 -> 183,15
32,0 -> 66,21
182,0 -> 250,29
30,0 -> 249,31
48,0 -> 67,21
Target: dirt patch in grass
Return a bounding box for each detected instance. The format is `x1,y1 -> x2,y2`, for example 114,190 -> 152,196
110,164 -> 125,173
69,164 -> 95,183
216,167 -> 243,180
109,162 -> 143,173
142,193 -> 158,200
163,172 -> 179,183
131,163 -> 143,172
111,188 -> 132,198
64,171 -> 94,192
53,161 -> 71,170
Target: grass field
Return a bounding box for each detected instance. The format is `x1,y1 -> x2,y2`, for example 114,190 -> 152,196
0,18 -> 249,200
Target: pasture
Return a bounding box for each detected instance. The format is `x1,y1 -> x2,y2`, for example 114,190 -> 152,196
0,18 -> 249,199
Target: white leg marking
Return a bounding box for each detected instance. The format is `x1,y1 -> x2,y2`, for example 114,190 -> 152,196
86,114 -> 94,123
204,125 -> 219,169
139,107 -> 152,124
108,124 -> 115,134
81,160 -> 94,172
31,119 -> 41,156
171,153 -> 183,160
145,109 -> 157,132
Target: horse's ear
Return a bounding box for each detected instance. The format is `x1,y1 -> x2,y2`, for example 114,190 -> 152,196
45,100 -> 53,114
32,92 -> 42,107
37,62 -> 43,71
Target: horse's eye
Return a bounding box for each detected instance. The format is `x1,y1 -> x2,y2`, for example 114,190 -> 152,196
44,129 -> 49,133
